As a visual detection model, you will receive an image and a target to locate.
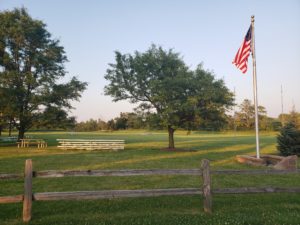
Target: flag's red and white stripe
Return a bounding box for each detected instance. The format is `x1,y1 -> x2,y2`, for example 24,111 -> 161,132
233,26 -> 252,74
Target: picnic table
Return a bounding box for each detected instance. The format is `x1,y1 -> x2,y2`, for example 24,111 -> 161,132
18,139 -> 47,148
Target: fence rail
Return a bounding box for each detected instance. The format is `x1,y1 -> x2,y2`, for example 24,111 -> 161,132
34,188 -> 203,201
0,195 -> 23,203
0,159 -> 299,222
213,187 -> 300,194
2,169 -> 300,180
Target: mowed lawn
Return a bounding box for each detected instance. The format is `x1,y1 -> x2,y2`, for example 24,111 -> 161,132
0,130 -> 299,225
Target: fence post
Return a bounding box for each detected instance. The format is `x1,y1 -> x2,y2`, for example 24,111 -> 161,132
23,159 -> 33,222
201,159 -> 212,214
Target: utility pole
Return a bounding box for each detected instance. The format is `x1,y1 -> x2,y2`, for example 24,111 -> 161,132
281,85 -> 284,125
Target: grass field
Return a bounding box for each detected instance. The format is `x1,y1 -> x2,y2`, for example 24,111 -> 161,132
0,130 -> 299,225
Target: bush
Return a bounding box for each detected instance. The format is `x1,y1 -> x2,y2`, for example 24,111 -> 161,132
277,122 -> 300,156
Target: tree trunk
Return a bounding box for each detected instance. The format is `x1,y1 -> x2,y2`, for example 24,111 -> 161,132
168,125 -> 175,149
8,119 -> 12,137
18,125 -> 26,140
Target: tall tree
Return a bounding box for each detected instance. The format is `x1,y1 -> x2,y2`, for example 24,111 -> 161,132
104,45 -> 234,149
0,86 -> 16,136
235,99 -> 267,130
0,8 -> 87,139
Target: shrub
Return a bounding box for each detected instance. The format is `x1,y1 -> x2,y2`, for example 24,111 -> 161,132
277,122 -> 300,156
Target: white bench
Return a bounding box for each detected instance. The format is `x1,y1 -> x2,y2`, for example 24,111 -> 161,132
57,139 -> 125,151
1,136 -> 18,142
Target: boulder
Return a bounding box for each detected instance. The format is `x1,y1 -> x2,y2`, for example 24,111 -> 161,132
261,155 -> 284,165
236,155 -> 265,166
273,155 -> 298,170
236,154 -> 298,170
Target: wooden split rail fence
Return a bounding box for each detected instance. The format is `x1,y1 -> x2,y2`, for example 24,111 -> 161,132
0,159 -> 299,222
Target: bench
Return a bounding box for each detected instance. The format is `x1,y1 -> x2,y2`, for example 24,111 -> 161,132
0,136 -> 18,142
57,139 -> 125,151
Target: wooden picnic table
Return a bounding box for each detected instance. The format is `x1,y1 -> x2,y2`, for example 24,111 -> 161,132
18,139 -> 47,148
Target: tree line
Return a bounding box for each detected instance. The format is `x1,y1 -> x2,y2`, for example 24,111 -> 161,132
2,102 -> 298,133
73,103 -> 300,132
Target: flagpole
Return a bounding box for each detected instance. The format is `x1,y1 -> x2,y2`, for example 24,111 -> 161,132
251,15 -> 260,159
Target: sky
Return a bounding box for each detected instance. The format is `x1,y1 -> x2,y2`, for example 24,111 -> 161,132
1,0 -> 299,122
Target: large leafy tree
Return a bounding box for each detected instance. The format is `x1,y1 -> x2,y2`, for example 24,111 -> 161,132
0,8 -> 87,139
104,45 -> 234,149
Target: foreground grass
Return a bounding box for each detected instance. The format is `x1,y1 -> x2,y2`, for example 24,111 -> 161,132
1,194 -> 300,225
0,130 -> 299,224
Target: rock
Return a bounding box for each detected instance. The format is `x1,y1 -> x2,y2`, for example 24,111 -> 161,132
236,155 -> 266,166
273,155 -> 298,170
261,155 -> 284,165
236,154 -> 298,170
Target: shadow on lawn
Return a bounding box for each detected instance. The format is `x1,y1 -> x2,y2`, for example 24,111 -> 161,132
75,142 -> 272,170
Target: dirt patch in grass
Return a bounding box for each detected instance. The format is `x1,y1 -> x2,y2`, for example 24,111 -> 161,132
160,148 -> 196,152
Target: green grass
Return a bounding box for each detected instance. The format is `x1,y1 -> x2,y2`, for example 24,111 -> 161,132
0,130 -> 299,225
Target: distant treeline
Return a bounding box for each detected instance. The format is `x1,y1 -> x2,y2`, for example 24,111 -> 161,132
74,100 -> 300,132
1,99 -> 299,134
74,112 -> 159,132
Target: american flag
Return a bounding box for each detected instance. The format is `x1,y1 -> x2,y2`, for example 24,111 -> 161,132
233,26 -> 252,73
